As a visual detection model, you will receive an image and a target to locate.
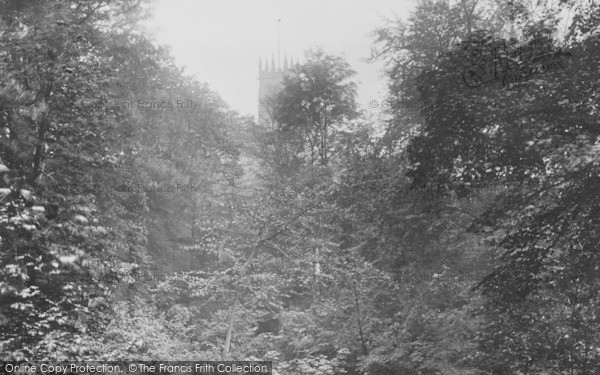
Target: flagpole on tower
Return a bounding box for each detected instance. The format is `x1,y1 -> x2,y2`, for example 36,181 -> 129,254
277,18 -> 281,69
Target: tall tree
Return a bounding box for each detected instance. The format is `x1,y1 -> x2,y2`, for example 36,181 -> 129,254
402,1 -> 600,372
270,49 -> 358,167
0,0 -> 151,360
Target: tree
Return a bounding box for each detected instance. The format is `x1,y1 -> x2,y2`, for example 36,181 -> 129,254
0,0 -> 152,360
371,0 -> 519,148
401,1 -> 600,372
270,49 -> 358,167
0,0 -> 248,361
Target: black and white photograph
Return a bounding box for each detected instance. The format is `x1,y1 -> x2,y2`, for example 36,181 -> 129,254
0,0 -> 599,374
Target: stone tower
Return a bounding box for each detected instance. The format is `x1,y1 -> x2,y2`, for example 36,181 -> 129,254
258,55 -> 295,125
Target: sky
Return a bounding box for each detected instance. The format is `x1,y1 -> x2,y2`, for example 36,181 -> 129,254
145,0 -> 416,119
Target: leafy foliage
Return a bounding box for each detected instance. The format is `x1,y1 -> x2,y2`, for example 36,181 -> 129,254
269,48 -> 358,167
3,1 -> 598,374
395,1 -> 600,373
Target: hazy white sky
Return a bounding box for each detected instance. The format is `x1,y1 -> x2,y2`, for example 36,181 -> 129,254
146,0 -> 416,119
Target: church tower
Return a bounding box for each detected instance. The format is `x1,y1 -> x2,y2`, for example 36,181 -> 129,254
258,55 -> 295,125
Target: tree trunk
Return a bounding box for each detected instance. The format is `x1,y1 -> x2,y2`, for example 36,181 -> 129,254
222,294 -> 239,359
353,280 -> 369,356
221,232 -> 262,359
30,84 -> 53,185
30,117 -> 48,185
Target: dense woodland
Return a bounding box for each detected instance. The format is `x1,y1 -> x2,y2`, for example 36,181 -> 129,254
1,0 -> 600,374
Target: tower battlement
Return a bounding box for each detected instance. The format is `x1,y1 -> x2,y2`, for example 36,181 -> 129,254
259,54 -> 296,76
